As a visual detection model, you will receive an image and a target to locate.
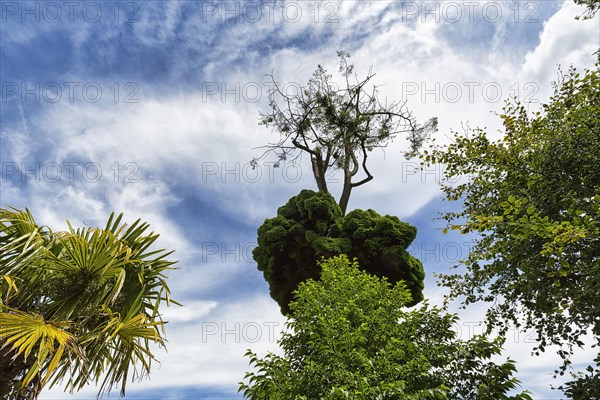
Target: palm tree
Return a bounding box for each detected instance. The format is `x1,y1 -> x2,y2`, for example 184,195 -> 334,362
0,208 -> 179,399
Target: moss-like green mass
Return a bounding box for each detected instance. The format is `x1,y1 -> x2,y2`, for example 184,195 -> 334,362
253,189 -> 425,314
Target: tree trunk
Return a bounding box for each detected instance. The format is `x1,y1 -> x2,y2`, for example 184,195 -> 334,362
311,157 -> 329,193
1,346 -> 21,398
338,172 -> 353,216
0,345 -> 40,400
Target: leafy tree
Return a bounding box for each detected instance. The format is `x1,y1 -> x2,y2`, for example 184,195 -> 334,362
240,255 -> 531,400
422,60 -> 599,397
253,190 -> 424,315
254,51 -> 437,215
0,208 -> 178,399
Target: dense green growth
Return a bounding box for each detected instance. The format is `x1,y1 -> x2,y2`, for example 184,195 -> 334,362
240,255 -> 531,400
0,208 -> 178,399
253,190 -> 424,314
423,60 -> 599,397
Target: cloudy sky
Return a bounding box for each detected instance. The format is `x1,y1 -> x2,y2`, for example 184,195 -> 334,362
1,0 -> 599,398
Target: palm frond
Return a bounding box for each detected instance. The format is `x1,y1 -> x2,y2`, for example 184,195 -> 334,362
0,309 -> 83,388
0,208 -> 179,398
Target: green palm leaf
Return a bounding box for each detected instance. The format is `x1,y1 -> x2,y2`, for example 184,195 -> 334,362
0,208 -> 179,398
0,308 -> 83,387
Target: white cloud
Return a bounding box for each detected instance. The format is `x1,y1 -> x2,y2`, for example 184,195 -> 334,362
40,294 -> 285,399
161,300 -> 218,323
522,1 -> 599,87
8,1 -> 599,398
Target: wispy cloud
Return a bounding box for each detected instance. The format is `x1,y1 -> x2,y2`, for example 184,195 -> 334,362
2,1 -> 597,398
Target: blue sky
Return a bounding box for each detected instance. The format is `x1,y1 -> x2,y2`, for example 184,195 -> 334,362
1,1 -> 599,398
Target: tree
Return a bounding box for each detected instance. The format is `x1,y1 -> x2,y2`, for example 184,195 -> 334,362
240,255 -> 531,400
254,51 -> 437,215
573,0 -> 600,18
253,190 -> 424,315
0,208 -> 178,399
422,59 -> 599,397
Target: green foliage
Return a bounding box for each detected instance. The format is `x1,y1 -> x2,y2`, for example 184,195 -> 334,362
253,190 -> 425,314
561,354 -> 600,399
0,208 -> 178,398
423,60 -> 600,396
240,255 -> 531,400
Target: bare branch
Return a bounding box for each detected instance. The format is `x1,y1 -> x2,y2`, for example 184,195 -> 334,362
253,51 -> 437,213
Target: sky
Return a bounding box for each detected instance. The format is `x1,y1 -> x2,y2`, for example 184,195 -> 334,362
0,0 -> 599,398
